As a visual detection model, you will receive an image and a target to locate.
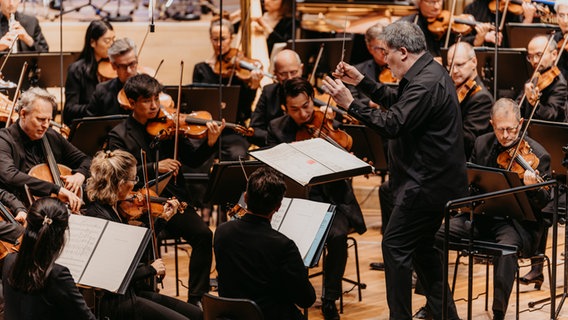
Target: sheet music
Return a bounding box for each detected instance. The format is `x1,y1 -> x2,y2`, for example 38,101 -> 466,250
57,215 -> 107,282
80,222 -> 149,292
293,139 -> 370,172
271,197 -> 292,230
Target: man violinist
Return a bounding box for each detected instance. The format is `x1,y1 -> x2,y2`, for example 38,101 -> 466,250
267,77 -> 366,320
84,37 -> 139,119
520,34 -> 568,122
447,42 -> 493,159
438,98 -> 550,320
0,88 -> 89,213
555,0 -> 568,80
107,73 -> 225,307
249,49 -> 303,147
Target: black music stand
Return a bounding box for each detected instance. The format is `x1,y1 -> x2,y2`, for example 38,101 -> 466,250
204,160 -> 307,208
163,84 -> 240,123
68,115 -> 128,157
342,124 -> 388,175
0,52 -> 80,89
285,38 -> 353,78
441,47 -> 531,99
528,119 -> 568,178
506,23 -> 560,49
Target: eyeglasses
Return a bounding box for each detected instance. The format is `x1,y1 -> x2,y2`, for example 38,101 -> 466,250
114,60 -> 138,70
526,52 -> 549,62
422,0 -> 443,6
558,12 -> 568,20
446,57 -> 473,71
371,46 -> 389,55
276,69 -> 300,78
127,176 -> 139,184
494,124 -> 520,134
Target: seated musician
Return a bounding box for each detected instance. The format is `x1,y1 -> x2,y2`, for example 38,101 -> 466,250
554,0 -> 568,83
107,73 -> 224,307
252,0 -> 295,54
63,20 -> 115,125
84,150 -> 202,320
214,167 -> 316,320
519,35 -> 567,122
0,88 -> 89,213
447,42 -> 493,159
193,17 -> 263,160
439,98 -> 550,320
0,0 -> 48,52
3,198 -> 95,320
249,49 -> 303,147
85,37 -> 139,119
267,77 -> 366,320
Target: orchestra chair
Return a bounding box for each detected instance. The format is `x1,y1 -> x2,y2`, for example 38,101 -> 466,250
202,293 -> 264,320
309,231 -> 366,314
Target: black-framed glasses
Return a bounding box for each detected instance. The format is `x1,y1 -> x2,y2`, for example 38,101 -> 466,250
494,124 -> 520,134
128,176 -> 139,184
114,60 -> 139,70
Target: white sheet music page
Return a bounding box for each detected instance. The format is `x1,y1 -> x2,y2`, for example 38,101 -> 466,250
294,138 -> 370,172
270,197 -> 292,230
57,214 -> 107,283
79,221 -> 148,292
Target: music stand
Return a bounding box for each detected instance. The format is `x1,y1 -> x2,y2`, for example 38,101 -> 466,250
441,47 -> 531,99
68,115 -> 128,157
528,119 -> 568,177
285,38 -> 353,78
506,23 -> 560,49
0,52 -> 80,89
342,124 -> 388,173
204,160 -> 307,206
163,84 -> 240,123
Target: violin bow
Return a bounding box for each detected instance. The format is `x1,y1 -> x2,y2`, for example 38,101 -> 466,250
555,33 -> 568,66
308,43 -> 325,86
447,34 -> 462,76
140,149 -> 163,289
506,31 -> 555,171
173,61 -> 183,185
5,61 -> 27,128
498,0 -> 511,31
0,36 -> 18,77
444,0 -> 459,49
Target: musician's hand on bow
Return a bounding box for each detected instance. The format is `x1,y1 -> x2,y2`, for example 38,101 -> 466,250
0,33 -> 15,51
522,2 -> 537,23
523,169 -> 539,185
322,76 -> 354,109
206,119 -> 225,146
158,158 -> 181,175
151,258 -> 166,277
61,173 -> 85,194
15,210 -> 26,225
332,61 -> 364,86
485,30 -> 502,46
58,188 -> 83,213
249,69 -> 264,89
524,82 -> 540,106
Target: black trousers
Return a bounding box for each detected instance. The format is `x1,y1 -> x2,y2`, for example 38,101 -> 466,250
161,206 -> 213,299
436,214 -> 523,315
382,205 -> 459,320
322,213 -> 349,300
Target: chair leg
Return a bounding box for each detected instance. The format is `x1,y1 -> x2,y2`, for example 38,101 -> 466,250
451,253 -> 462,294
516,262 -> 520,320
485,259 -> 490,311
175,238 -> 180,296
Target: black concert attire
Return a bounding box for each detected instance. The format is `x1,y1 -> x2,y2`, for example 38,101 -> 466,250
349,59 -> 391,108
107,115 -> 214,300
462,0 -> 523,47
518,70 -> 568,122
85,78 -> 131,119
0,188 -> 26,244
401,13 -> 455,58
346,52 -> 467,319
438,133 -> 550,318
267,114 -> 367,302
63,59 -> 100,125
0,123 -> 91,205
0,12 -> 48,52
555,32 -> 568,81
2,253 -> 95,320
214,213 -> 316,320
460,76 -> 493,159
84,202 -> 203,320
249,82 -> 284,147
192,62 -> 255,160
266,17 -> 295,54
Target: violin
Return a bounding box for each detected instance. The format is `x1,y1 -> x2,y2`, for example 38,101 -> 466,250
496,139 -> 546,184
457,78 -> 482,103
118,187 -> 186,221
534,66 -> 560,92
313,89 -> 359,124
0,203 -> 21,260
428,12 -> 492,38
146,108 -> 254,140
50,121 -> 70,139
427,10 -> 451,40
379,67 -> 398,84
488,0 -> 550,16
296,109 -> 353,151
97,59 -> 117,82
213,48 -> 275,82
0,92 -> 17,125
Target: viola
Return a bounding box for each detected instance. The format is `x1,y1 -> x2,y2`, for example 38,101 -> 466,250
427,10 -> 451,40
146,108 -> 254,140
496,139 -> 546,184
534,66 -> 560,92
213,48 -> 275,82
97,59 -> 117,82
296,109 -> 353,151
457,78 -> 482,103
118,187 -> 186,221
379,67 -> 398,84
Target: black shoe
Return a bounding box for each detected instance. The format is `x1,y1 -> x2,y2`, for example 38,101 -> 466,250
413,305 -> 433,320
322,299 -> 340,320
188,296 -> 203,311
520,273 -> 544,290
493,310 -> 504,320
370,262 -> 385,271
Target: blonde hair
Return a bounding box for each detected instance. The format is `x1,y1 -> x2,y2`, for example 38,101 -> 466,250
86,150 -> 137,205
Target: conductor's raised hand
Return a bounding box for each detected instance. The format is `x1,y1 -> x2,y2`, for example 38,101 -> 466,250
206,119 -> 225,146
332,61 -> 364,86
322,76 -> 354,109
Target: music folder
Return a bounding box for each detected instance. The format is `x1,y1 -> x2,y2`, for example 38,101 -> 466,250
249,138 -> 373,186
56,214 -> 151,294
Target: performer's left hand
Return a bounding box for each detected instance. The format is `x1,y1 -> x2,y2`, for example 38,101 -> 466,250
523,169 -> 539,185
61,173 -> 85,194
206,119 -> 225,146
9,22 -> 32,46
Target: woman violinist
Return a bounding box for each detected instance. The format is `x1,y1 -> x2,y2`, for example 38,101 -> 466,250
63,20 -> 115,125
84,150 -> 202,320
252,0 -> 296,54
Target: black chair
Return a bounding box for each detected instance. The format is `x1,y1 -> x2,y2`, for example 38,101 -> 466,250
202,293 -> 264,320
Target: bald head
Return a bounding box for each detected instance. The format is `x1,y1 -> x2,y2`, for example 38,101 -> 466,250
527,35 -> 557,71
447,42 -> 477,86
273,49 -> 304,83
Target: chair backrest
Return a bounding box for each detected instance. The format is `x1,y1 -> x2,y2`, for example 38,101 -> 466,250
202,293 -> 264,320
